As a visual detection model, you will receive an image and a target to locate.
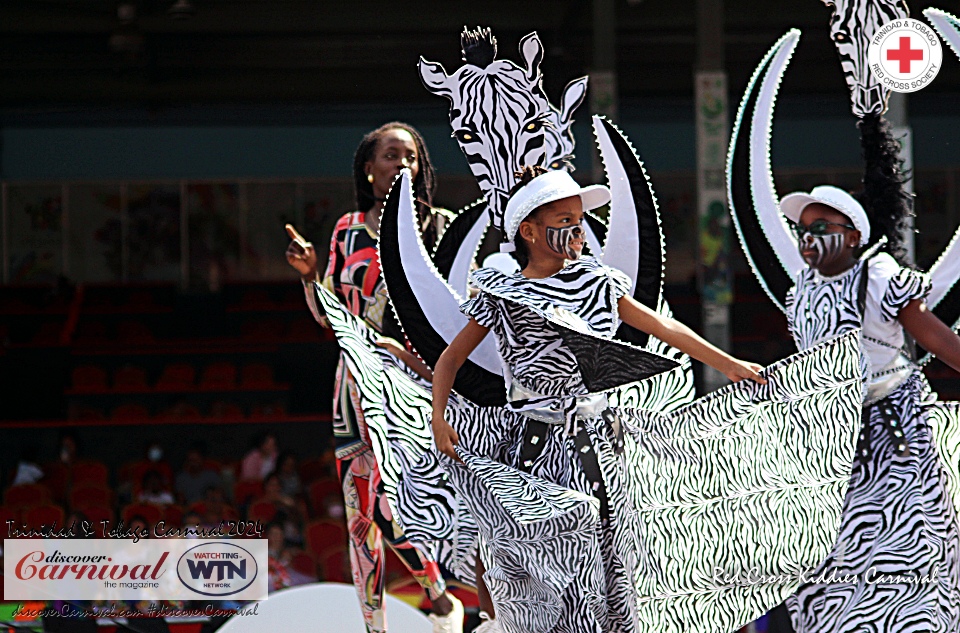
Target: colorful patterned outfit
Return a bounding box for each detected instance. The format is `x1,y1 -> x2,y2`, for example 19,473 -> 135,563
318,210 -> 446,633
784,253 -> 960,633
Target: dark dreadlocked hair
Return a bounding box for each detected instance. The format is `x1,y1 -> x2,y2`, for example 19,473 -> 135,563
853,113 -> 914,266
352,121 -> 440,250
507,165 -> 550,269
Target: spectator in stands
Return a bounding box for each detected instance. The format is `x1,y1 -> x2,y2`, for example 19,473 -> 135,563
127,514 -> 150,538
276,451 -> 302,497
201,485 -> 234,526
137,470 -> 174,506
267,522 -> 294,592
175,445 -> 222,505
11,445 -> 44,485
58,431 -> 79,466
240,432 -> 277,481
65,510 -> 91,537
258,472 -> 306,545
143,439 -> 174,486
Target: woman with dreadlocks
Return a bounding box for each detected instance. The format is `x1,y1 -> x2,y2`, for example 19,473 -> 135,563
778,114 -> 960,633
285,122 -> 462,633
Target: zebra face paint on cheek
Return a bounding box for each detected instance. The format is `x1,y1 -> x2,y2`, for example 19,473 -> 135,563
545,224 -> 584,259
799,233 -> 845,270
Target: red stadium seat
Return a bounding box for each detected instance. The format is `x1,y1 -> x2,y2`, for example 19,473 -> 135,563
122,503 -> 162,526
290,550 -> 317,578
0,505 -> 21,528
112,403 -> 150,421
200,362 -> 237,390
240,363 -> 275,389
307,479 -> 342,517
69,484 -> 113,510
318,547 -> 349,583
116,320 -> 155,343
71,460 -> 109,487
40,462 -> 69,501
247,500 -> 277,524
233,480 -> 263,506
155,363 -> 196,391
71,365 -> 108,391
24,504 -> 65,530
113,365 -> 149,391
210,401 -> 245,421
80,505 -> 114,530
305,519 -> 347,558
4,484 -> 50,510
163,504 -> 185,527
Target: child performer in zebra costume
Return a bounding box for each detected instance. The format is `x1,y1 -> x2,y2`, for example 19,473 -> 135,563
285,122 -> 463,633
778,184 -> 960,629
425,166 -> 860,633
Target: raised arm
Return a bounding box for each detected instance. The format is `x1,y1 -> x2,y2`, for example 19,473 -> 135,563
617,295 -> 766,384
899,299 -> 960,374
432,318 -> 491,460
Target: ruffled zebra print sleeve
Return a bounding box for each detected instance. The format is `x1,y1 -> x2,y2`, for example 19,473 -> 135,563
878,262 -> 933,322
460,291 -> 499,328
603,263 -> 634,302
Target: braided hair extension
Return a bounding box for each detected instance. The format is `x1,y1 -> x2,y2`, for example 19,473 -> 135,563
352,121 -> 440,250
854,113 -> 914,266
507,165 -> 550,269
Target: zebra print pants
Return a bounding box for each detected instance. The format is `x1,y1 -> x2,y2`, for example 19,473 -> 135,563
787,373 -> 960,632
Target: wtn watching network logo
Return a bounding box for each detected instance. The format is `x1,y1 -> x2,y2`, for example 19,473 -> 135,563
177,542 -> 260,597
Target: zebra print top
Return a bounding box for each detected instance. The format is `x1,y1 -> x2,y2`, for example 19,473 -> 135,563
461,256 -> 633,398
786,252 -> 931,383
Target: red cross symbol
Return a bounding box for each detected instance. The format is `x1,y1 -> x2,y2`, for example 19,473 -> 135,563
887,36 -> 924,73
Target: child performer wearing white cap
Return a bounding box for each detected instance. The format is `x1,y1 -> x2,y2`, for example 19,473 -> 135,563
427,166 -> 867,633
777,184 -> 960,632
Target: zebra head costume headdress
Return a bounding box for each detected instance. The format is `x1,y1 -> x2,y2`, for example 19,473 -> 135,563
822,0 -> 909,117
419,27 -> 588,234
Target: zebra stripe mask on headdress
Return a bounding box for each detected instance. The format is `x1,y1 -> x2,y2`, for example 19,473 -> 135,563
418,27 -> 588,235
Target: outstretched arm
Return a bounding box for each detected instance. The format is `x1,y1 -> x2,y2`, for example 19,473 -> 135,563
899,299 -> 960,374
617,295 -> 767,384
375,336 -> 434,382
432,319 -> 491,461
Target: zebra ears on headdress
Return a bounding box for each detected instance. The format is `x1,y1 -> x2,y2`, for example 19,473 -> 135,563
418,27 -> 588,234
821,0 -> 909,117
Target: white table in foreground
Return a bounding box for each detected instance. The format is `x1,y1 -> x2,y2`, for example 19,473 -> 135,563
218,582 -> 433,633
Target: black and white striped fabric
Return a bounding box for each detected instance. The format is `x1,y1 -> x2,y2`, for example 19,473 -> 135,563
463,258 -> 679,397
318,262 -> 866,633
784,253 -> 960,632
418,27 -> 586,233
313,284 -> 479,584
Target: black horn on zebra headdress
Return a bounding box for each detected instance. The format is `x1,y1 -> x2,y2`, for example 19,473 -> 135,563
418,27 -> 588,237
822,0 -> 909,117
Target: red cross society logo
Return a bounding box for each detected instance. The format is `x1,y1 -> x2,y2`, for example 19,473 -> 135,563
868,18 -> 943,93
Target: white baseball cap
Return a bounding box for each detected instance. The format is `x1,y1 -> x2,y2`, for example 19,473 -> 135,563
500,170 -> 610,252
779,185 -> 870,246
